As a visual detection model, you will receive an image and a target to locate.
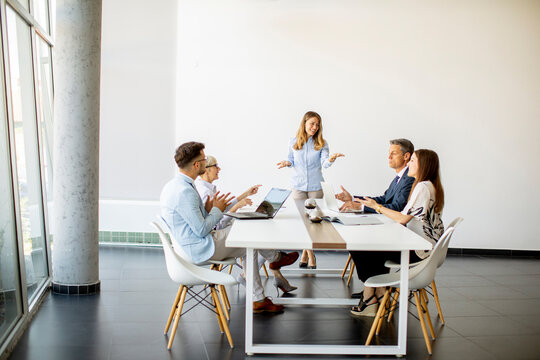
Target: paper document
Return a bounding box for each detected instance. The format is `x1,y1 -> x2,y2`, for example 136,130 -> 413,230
321,212 -> 382,226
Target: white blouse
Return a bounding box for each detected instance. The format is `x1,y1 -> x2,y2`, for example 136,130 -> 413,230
194,178 -> 237,230
401,181 -> 444,259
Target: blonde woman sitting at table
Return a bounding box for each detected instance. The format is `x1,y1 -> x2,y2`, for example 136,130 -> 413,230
195,156 -> 260,229
345,149 -> 445,317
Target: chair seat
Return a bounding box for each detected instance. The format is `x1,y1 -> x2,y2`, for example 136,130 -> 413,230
366,257 -> 435,291
198,257 -> 237,267
180,263 -> 238,287
384,259 -> 423,269
364,271 -> 403,289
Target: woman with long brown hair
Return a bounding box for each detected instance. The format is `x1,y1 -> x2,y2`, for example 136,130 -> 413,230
349,149 -> 445,316
277,111 -> 344,268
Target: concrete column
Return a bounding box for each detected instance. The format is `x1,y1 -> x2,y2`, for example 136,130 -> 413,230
52,0 -> 102,294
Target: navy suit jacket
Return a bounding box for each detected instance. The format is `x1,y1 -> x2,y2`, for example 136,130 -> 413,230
356,167 -> 415,214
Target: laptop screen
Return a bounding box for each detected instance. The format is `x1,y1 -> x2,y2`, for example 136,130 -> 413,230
255,188 -> 291,216
321,181 -> 340,212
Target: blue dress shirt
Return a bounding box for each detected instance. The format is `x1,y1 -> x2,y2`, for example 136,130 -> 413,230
287,137 -> 333,192
160,173 -> 223,264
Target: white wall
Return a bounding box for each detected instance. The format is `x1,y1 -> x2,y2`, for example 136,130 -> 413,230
100,0 -> 177,201
101,0 -> 540,250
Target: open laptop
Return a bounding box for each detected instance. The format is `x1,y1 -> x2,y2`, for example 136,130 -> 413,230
225,188 -> 291,219
320,182 -> 364,213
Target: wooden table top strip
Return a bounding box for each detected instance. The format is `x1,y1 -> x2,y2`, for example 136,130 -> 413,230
294,200 -> 347,249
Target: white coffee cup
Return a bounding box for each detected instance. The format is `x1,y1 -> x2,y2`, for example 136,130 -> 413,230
309,208 -> 323,223
304,198 -> 317,210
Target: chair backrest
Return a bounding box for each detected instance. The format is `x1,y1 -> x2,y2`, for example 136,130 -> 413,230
408,222 -> 459,290
151,221 -> 236,287
436,217 -> 463,268
155,215 -> 192,261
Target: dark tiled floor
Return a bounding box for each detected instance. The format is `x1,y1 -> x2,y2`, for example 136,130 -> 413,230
8,246 -> 540,360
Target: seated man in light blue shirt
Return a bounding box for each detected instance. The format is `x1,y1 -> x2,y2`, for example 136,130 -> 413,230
160,141 -> 299,313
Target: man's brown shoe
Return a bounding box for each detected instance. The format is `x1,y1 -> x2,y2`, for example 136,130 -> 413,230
269,251 -> 299,270
253,297 -> 284,313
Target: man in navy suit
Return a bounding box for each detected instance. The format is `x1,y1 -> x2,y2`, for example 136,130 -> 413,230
335,138 -> 415,302
336,138 -> 415,213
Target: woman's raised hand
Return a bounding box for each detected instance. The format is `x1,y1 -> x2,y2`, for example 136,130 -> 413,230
329,153 -> 345,163
238,198 -> 252,208
230,197 -> 253,212
276,160 -> 292,169
246,184 -> 262,196
239,184 -> 262,201
357,196 -> 377,209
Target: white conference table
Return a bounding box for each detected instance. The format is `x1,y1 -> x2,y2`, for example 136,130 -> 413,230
226,198 -> 432,356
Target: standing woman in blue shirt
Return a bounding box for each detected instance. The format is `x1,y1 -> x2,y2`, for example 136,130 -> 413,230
277,111 -> 344,269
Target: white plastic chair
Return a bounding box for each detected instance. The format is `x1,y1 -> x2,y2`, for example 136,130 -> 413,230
343,217 -> 463,290
155,215 -> 270,280
384,217 -> 463,325
363,221 -> 460,354
151,221 -> 237,349
155,215 -> 237,319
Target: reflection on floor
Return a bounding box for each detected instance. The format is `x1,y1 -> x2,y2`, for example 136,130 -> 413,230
9,246 -> 540,360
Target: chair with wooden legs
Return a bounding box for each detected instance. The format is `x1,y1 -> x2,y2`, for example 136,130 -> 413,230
364,222 -> 460,354
155,215 -> 239,320
152,221 -> 237,349
383,217 -> 463,325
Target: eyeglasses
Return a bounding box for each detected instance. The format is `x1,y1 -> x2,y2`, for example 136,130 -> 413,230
193,157 -> 207,164
206,164 -> 219,168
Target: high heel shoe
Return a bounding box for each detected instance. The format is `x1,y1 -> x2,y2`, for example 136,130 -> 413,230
299,250 -> 308,268
308,256 -> 317,269
350,294 -> 379,317
273,277 -> 298,296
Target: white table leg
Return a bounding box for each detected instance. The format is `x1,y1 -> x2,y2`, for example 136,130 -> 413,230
397,250 -> 409,356
245,247 -> 254,354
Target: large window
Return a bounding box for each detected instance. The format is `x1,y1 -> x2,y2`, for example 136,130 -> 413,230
6,6 -> 49,303
0,0 -> 53,354
0,40 -> 23,349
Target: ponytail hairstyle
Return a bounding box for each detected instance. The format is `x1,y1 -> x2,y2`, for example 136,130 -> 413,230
409,149 -> 445,213
293,111 -> 325,151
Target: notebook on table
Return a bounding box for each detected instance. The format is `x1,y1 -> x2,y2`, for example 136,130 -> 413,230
225,188 -> 291,219
321,214 -> 382,226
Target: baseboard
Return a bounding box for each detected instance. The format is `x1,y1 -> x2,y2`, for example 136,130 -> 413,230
448,248 -> 540,258
99,231 -> 160,245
